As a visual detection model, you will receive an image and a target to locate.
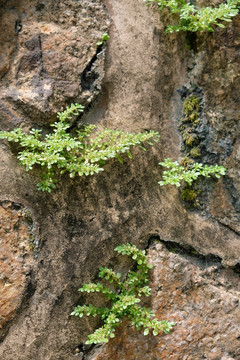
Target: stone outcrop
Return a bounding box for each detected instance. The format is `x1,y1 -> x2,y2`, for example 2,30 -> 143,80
87,242 -> 240,360
0,201 -> 37,340
0,0 -> 239,359
0,0 -> 109,128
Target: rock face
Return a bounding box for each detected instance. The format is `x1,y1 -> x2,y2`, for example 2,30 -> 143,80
0,201 -> 37,340
0,0 -> 239,359
87,242 -> 240,360
0,0 -> 109,128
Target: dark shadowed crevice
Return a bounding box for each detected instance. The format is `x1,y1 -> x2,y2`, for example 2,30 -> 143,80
73,342 -> 99,359
147,235 -> 240,274
81,45 -> 104,91
185,31 -> 198,52
147,235 -> 220,261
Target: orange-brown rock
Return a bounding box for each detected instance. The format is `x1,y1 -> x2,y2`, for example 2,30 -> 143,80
0,201 -> 36,340
88,243 -> 240,360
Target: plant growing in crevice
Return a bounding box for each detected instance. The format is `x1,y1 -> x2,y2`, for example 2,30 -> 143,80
97,33 -> 110,46
0,103 -> 159,192
144,0 -> 240,33
71,243 -> 175,344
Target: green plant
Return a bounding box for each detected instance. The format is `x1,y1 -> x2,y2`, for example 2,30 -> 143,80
97,33 -> 110,46
0,103 -> 159,192
158,158 -> 226,187
71,243 -> 175,344
144,0 -> 240,33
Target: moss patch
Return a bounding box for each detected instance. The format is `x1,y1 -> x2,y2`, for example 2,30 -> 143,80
189,147 -> 201,158
181,186 -> 198,202
179,156 -> 195,167
183,95 -> 200,115
178,92 -> 203,206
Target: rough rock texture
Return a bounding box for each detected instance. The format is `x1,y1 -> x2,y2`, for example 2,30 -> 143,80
0,0 -> 239,359
0,0 -> 109,128
185,21 -> 240,234
87,242 -> 240,360
0,201 -> 37,340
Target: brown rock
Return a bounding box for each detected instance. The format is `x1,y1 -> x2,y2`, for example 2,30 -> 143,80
88,243 -> 240,360
0,0 -> 109,128
0,201 -> 36,340
0,0 -> 239,359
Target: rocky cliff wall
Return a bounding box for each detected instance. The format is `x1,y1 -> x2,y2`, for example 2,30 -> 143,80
0,0 -> 239,359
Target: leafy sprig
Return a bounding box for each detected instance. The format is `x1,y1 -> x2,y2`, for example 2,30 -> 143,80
144,0 -> 240,33
0,103 -> 159,192
97,33 -> 110,46
158,158 -> 226,187
71,243 -> 175,344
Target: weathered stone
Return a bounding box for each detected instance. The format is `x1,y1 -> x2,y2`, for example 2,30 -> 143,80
184,17 -> 240,231
0,200 -> 37,340
0,0 -> 109,128
0,0 -> 239,359
87,243 -> 240,360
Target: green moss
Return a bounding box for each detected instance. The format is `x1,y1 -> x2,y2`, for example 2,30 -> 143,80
179,123 -> 187,131
179,156 -> 195,168
23,209 -> 33,224
182,111 -> 199,124
179,95 -> 201,156
181,187 -> 198,202
189,147 -> 201,158
182,131 -> 198,146
181,96 -> 200,126
28,235 -> 37,251
183,95 -> 200,116
189,111 -> 200,124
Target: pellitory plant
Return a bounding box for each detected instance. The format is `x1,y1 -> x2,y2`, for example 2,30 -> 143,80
71,243 -> 175,344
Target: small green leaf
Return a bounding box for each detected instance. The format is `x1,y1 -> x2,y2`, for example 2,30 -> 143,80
144,328 -> 149,336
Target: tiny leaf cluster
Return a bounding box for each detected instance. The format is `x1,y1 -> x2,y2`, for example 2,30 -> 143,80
97,33 -> 110,46
0,103 -> 159,192
71,243 -> 175,344
158,158 -> 226,187
144,0 -> 240,33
